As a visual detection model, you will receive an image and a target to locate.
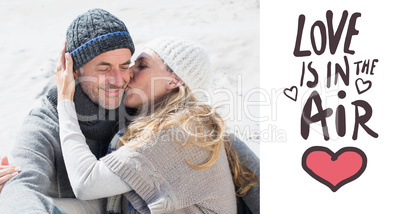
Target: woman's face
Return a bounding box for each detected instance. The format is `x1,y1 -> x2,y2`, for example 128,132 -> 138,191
124,49 -> 178,108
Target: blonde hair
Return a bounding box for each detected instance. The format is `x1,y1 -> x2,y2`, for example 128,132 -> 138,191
120,73 -> 258,197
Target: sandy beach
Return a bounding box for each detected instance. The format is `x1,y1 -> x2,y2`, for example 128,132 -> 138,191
0,0 -> 260,160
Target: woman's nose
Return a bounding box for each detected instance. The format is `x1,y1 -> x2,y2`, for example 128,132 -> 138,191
129,66 -> 135,78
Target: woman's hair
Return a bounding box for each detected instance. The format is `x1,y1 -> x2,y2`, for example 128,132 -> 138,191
120,83 -> 258,196
120,53 -> 258,196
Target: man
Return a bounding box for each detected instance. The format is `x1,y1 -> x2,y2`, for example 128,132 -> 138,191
0,8 -> 259,213
0,8 -> 134,213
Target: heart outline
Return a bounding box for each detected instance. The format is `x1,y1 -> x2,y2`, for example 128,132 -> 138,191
301,146 -> 367,192
284,86 -> 298,101
355,78 -> 372,94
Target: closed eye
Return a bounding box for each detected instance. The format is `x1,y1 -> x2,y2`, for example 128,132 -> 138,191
97,66 -> 110,72
134,56 -> 149,70
135,61 -> 148,70
120,60 -> 131,70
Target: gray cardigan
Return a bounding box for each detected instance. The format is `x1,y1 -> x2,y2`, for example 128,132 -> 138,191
0,85 -> 260,213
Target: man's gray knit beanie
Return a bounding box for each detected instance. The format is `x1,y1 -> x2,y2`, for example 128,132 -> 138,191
66,8 -> 135,71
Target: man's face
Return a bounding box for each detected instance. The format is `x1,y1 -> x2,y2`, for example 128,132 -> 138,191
76,48 -> 131,110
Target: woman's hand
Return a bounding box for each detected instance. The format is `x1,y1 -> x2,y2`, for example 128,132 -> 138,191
55,41 -> 75,103
0,156 -> 20,193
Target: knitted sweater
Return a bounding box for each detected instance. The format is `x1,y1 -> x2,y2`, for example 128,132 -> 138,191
103,129 -> 237,213
0,84 -> 129,213
58,99 -> 237,213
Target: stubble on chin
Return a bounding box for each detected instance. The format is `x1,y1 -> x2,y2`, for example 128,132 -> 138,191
99,89 -> 124,110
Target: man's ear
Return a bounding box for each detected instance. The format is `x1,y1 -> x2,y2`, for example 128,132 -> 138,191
166,78 -> 183,90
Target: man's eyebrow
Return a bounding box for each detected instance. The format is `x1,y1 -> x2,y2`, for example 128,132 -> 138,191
120,60 -> 131,65
97,62 -> 112,66
96,60 -> 131,66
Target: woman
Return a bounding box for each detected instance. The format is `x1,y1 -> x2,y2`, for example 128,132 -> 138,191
56,37 -> 258,213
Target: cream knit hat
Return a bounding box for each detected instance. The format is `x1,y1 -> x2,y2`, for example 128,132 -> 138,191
143,37 -> 210,91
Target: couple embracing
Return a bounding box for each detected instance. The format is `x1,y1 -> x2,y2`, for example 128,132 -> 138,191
0,8 -> 259,214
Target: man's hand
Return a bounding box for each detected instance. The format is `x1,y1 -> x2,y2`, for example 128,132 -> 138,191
0,156 -> 20,193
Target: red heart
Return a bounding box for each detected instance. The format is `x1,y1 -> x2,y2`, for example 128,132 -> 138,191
302,146 -> 367,192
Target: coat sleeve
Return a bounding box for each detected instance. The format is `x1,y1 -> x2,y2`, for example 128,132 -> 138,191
0,99 -> 60,213
230,135 -> 260,214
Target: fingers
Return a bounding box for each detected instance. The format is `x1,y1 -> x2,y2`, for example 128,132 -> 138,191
55,51 -> 76,102
0,156 -> 8,166
0,165 -> 17,170
55,39 -> 77,102
65,53 -> 73,74
0,167 -> 19,185
56,40 -> 67,74
61,53 -> 74,95
0,171 -> 18,186
0,166 -> 19,177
